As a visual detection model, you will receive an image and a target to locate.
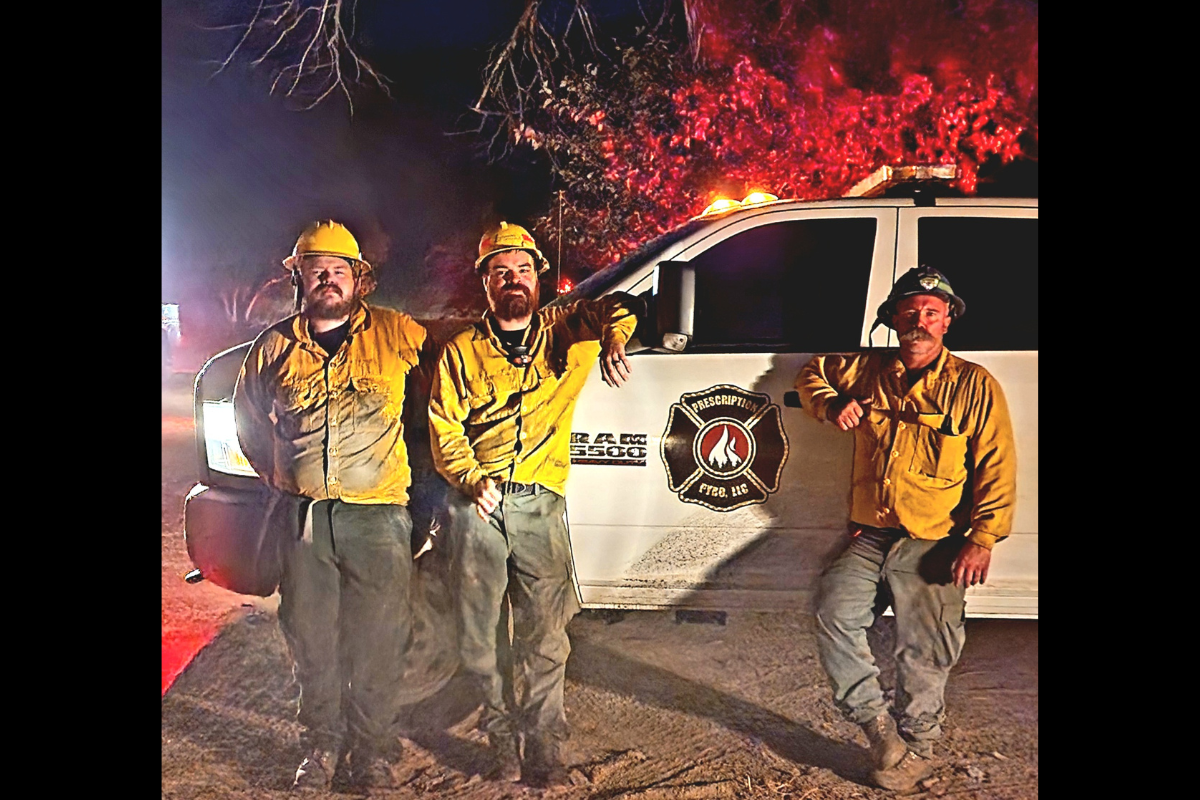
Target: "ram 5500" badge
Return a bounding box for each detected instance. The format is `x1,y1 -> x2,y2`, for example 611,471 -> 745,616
660,385 -> 789,511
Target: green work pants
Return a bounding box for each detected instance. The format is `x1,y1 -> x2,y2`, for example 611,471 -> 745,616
815,526 -> 967,756
278,499 -> 412,757
446,486 -> 580,743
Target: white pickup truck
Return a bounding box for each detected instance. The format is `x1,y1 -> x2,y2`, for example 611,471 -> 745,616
184,177 -> 1037,620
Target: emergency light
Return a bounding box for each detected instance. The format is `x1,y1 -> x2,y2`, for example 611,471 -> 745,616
699,191 -> 780,217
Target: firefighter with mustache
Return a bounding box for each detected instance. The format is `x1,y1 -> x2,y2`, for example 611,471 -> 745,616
234,221 -> 433,791
428,222 -> 637,787
795,265 -> 1017,792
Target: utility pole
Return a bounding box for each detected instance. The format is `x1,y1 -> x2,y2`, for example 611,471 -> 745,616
557,190 -> 564,296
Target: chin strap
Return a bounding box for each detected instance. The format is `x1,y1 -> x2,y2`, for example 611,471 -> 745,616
867,318 -> 883,348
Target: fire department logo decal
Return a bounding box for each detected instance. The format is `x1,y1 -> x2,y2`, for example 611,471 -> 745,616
660,385 -> 789,512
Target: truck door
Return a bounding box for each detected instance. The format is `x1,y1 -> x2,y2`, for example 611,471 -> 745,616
896,204 -> 1039,617
566,207 -> 898,612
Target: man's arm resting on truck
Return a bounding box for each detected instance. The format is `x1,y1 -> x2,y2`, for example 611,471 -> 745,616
549,294 -> 639,388
796,354 -> 872,429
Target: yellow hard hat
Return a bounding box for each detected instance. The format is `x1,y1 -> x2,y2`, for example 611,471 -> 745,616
475,221 -> 549,273
282,220 -> 371,272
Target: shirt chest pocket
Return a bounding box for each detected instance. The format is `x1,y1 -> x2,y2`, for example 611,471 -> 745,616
349,374 -> 403,429
466,365 -> 546,422
910,424 -> 969,483
277,376 -> 319,415
860,407 -> 891,454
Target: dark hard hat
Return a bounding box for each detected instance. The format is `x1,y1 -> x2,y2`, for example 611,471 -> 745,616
875,265 -> 966,330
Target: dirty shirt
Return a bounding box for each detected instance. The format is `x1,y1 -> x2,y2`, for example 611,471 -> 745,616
234,303 -> 430,505
429,297 -> 638,498
795,348 -> 1016,549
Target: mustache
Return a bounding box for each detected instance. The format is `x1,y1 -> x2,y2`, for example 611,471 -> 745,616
314,284 -> 343,297
900,328 -> 934,342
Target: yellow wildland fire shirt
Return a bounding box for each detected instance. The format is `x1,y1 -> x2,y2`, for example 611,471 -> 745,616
429,297 -> 638,498
234,303 -> 431,505
796,348 -> 1016,549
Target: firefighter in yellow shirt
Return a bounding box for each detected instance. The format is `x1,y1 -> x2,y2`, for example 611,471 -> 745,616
796,266 -> 1016,793
429,222 -> 636,787
234,221 -> 432,791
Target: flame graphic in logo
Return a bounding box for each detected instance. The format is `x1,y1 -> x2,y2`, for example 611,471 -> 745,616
704,425 -> 743,469
661,384 -> 790,512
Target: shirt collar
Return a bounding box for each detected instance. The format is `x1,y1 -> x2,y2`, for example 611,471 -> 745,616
480,310 -> 541,343
887,345 -> 955,381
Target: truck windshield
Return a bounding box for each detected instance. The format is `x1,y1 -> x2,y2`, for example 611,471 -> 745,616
550,219 -> 710,305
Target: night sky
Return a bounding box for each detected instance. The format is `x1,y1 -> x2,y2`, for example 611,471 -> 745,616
162,0 -> 603,319
161,0 -> 1034,332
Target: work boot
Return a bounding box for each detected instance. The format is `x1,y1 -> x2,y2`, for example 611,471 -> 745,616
292,748 -> 338,791
860,713 -> 907,772
523,734 -> 569,788
485,732 -> 522,782
348,750 -> 395,789
871,750 -> 935,792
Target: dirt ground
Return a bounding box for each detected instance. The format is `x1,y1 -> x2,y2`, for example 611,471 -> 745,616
162,374 -> 1037,800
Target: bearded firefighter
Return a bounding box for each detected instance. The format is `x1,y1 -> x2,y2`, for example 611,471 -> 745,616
428,222 -> 637,787
234,220 -> 433,790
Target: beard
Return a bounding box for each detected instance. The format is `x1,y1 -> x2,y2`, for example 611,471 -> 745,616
493,284 -> 536,321
305,283 -> 355,320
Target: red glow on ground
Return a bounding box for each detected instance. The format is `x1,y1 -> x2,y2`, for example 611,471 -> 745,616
162,621 -> 223,695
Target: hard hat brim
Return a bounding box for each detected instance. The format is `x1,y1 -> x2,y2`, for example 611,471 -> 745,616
875,291 -> 966,330
283,253 -> 372,272
474,246 -> 550,274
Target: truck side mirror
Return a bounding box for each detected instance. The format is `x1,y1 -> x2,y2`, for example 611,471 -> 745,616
650,261 -> 696,353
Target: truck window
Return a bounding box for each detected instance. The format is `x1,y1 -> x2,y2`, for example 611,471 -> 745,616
917,217 -> 1038,351
690,218 -> 877,351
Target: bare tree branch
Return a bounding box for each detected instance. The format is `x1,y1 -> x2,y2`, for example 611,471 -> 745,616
682,0 -> 706,64
211,0 -> 391,115
466,0 -> 613,162
212,0 -> 268,73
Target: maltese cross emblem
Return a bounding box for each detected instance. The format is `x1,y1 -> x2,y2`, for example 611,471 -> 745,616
660,385 -> 789,512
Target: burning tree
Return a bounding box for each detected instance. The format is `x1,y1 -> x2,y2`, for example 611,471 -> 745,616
470,0 -> 1039,275
212,0 -> 1038,282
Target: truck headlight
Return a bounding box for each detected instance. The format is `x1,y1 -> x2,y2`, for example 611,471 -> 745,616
202,400 -> 258,477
